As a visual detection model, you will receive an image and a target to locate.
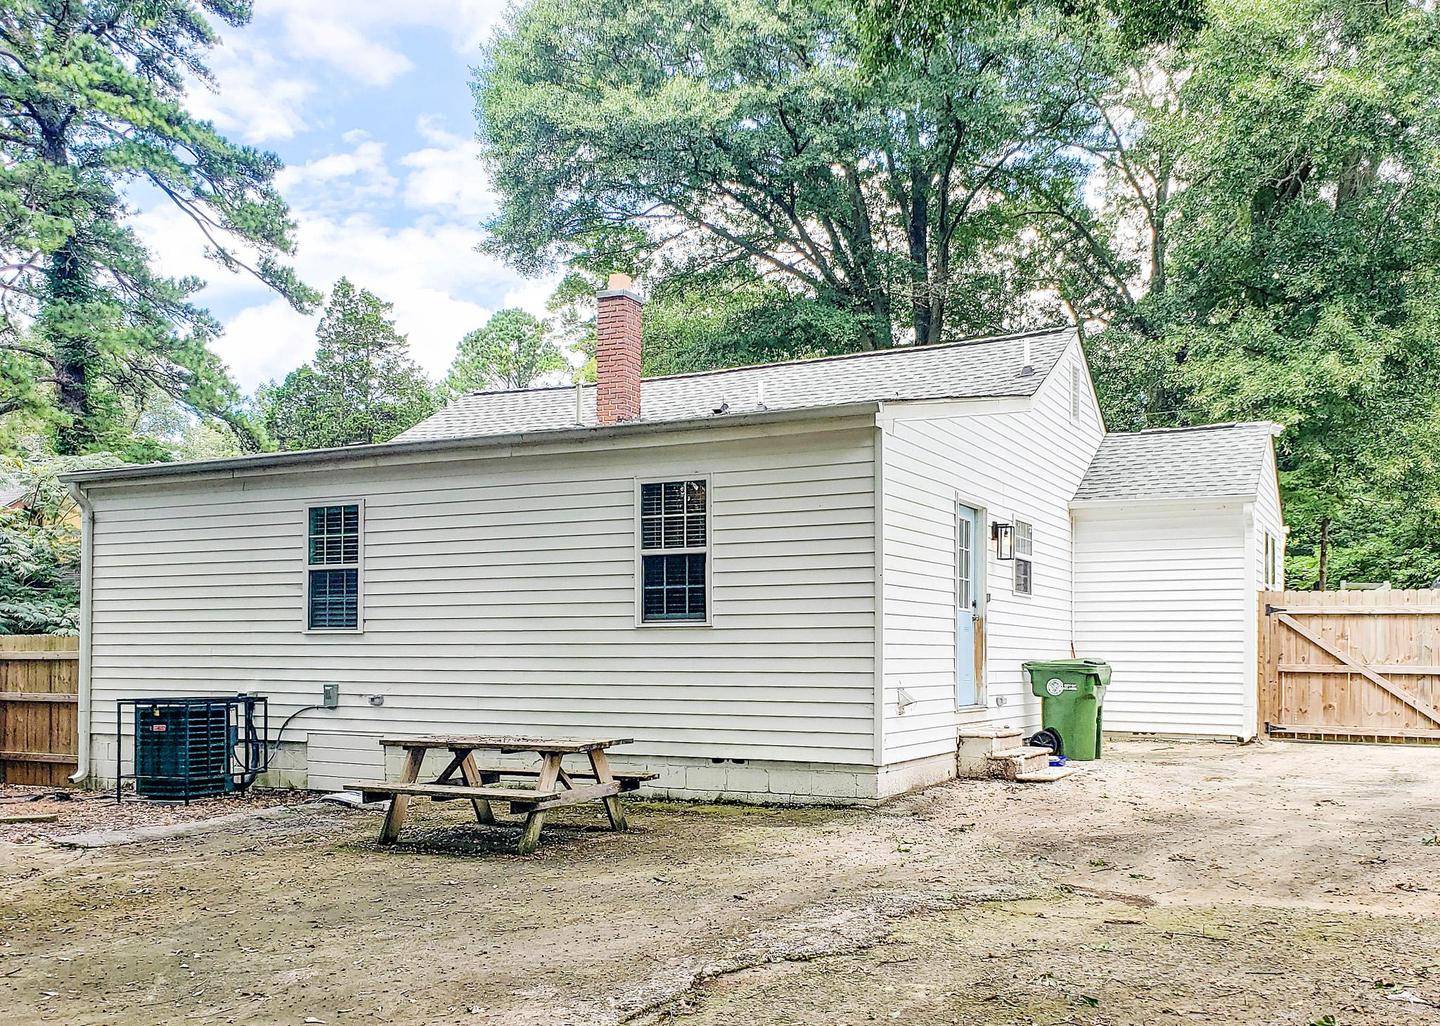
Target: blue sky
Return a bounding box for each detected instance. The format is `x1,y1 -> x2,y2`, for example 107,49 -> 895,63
132,1 -> 554,393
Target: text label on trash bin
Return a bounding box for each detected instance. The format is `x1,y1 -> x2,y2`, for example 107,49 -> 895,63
1044,677 -> 1077,696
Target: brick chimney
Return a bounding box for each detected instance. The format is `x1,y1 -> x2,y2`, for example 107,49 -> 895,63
596,273 -> 643,424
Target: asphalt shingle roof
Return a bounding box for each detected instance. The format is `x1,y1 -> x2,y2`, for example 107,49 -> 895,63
395,327 -> 1074,443
1074,422 -> 1280,502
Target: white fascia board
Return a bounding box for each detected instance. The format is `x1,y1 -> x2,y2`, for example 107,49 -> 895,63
64,402 -> 883,491
876,395 -> 1033,425
1069,495 -> 1253,516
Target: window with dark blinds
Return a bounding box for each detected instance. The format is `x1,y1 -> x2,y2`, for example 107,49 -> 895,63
639,480 -> 708,623
307,504 -> 361,630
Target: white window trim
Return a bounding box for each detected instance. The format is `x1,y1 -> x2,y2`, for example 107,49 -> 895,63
633,475 -> 713,628
1013,518 -> 1034,598
302,498 -> 365,635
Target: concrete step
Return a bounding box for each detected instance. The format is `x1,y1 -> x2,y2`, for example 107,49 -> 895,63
983,745 -> 1052,780
1015,765 -> 1078,784
988,745 -> 1054,760
956,727 -> 1028,779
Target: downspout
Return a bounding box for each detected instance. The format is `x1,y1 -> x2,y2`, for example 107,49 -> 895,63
871,411 -> 887,770
66,482 -> 93,784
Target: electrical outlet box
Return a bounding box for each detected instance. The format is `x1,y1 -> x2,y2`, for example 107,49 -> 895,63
322,683 -> 339,709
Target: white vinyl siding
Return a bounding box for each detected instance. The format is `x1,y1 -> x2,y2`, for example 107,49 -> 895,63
1254,444 -> 1284,592
1072,503 -> 1251,739
83,419 -> 878,790
879,338 -> 1106,766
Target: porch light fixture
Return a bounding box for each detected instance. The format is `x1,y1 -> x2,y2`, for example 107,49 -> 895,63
992,521 -> 1015,560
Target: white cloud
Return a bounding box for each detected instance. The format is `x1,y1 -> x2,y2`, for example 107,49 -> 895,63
214,300 -> 319,388
264,1 -> 510,56
400,115 -> 495,220
192,1 -> 510,142
273,13 -> 413,88
130,2 -> 556,392
186,37 -> 316,143
135,205 -> 554,389
277,138 -> 399,211
253,0 -> 508,76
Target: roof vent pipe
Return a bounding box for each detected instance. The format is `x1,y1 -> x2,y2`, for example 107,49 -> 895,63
1021,336 -> 1034,377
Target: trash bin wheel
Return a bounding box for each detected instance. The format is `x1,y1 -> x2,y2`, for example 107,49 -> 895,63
1028,728 -> 1064,755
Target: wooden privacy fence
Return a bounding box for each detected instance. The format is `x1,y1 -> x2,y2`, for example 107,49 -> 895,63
0,636 -> 79,785
1260,590 -> 1440,743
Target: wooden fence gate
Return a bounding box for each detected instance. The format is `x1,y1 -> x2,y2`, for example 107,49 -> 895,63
0,636 -> 80,784
1259,590 -> 1440,743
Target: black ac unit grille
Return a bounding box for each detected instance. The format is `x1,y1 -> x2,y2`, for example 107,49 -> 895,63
134,701 -> 238,800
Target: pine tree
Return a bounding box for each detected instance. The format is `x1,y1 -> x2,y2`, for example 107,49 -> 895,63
263,280 -> 436,450
445,308 -> 567,395
0,0 -> 317,453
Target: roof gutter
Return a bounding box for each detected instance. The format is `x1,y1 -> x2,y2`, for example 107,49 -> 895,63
60,402 -> 883,487
65,482 -> 94,785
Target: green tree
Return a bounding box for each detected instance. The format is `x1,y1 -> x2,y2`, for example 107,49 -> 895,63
0,448 -> 118,633
637,269 -> 866,376
852,0 -> 1440,587
543,267 -> 867,379
475,0 -> 1112,349
262,280 -> 436,450
445,308 -> 566,394
1080,0 -> 1440,586
0,0 -> 317,454
856,0 -> 1204,55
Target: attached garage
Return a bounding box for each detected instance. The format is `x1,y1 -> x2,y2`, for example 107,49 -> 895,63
1071,422 -> 1284,741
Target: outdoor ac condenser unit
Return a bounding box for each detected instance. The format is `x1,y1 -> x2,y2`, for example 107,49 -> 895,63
126,695 -> 265,801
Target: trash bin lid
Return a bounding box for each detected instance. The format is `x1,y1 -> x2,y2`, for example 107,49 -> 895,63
1022,658 -> 1110,672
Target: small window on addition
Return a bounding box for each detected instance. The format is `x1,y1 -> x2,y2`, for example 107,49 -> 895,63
307,503 -> 361,630
1014,520 -> 1034,596
639,479 -> 709,623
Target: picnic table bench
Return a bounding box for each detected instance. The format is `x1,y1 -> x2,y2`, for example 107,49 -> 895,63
346,735 -> 655,854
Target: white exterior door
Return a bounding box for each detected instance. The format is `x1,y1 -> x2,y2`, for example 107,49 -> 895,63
956,504 -> 980,707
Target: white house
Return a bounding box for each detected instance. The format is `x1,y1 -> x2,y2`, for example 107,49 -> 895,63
61,277 -> 1284,803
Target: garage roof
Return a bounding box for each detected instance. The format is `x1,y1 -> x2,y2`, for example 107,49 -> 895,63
1074,422 -> 1281,503
396,327 -> 1073,443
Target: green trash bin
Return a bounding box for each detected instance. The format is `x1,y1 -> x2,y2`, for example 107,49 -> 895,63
1023,658 -> 1111,761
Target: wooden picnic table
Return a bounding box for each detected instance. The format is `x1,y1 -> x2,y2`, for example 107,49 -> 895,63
346,735 -> 654,854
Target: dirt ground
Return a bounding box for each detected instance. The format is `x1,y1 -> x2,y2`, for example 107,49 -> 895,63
0,786 -> 310,845
1,739 -> 1437,1026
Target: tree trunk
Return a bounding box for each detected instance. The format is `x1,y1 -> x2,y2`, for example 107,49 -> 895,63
1149,213 -> 1167,298
908,183 -> 930,345
38,124 -> 101,455
1317,517 -> 1330,592
1149,158 -> 1172,298
47,236 -> 98,455
926,244 -> 948,344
